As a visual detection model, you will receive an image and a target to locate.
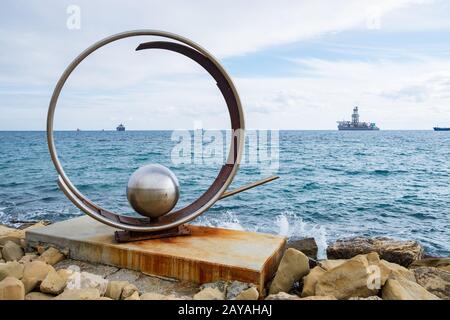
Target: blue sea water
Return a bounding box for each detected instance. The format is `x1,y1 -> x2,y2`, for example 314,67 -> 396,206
0,130 -> 449,258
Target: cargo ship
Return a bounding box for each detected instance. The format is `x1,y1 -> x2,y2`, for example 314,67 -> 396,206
337,106 -> 379,131
433,127 -> 450,131
116,124 -> 125,131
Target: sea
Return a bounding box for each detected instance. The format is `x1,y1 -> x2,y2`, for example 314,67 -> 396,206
0,130 -> 449,258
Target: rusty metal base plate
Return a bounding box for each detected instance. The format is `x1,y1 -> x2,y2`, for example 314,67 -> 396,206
114,225 -> 191,243
25,216 -> 286,292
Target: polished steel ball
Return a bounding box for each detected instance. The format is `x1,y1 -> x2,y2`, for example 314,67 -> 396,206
127,164 -> 180,219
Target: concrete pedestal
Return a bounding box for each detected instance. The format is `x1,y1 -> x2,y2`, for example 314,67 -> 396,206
26,216 -> 285,292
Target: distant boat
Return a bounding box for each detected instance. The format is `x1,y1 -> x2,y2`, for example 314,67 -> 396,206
337,106 -> 379,131
434,127 -> 450,131
116,124 -> 125,131
76,128 -> 81,132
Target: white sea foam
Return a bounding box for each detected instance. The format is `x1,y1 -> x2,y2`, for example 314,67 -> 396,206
274,211 -> 328,259
196,210 -> 328,259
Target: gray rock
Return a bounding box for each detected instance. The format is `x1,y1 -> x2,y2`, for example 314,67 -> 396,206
327,237 -> 423,267
200,280 -> 228,293
2,241 -> 24,262
286,237 -> 318,259
414,267 -> 450,300
226,281 -> 251,300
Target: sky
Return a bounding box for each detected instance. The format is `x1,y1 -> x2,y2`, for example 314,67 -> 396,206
1,0 -> 450,130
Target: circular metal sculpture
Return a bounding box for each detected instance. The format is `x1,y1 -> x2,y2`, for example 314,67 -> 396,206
47,30 -> 245,234
127,164 -> 180,219
47,30 -> 278,241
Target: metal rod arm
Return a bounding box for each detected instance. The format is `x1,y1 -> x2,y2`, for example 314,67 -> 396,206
219,176 -> 279,200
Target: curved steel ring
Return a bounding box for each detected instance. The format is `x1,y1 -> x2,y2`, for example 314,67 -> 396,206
47,30 -> 245,232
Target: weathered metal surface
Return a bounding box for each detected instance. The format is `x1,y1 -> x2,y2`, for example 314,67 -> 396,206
26,216 -> 286,292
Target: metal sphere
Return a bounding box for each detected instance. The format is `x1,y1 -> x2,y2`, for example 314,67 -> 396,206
127,164 -> 180,219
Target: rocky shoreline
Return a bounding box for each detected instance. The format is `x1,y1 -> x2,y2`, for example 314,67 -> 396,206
1,221 -> 449,300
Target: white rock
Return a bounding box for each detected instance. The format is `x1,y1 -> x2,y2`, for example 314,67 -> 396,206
66,271 -> 108,296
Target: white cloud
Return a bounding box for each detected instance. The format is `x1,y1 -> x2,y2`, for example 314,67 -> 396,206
1,0 -> 449,130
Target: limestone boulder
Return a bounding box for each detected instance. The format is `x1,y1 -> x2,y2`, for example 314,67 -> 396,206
140,292 -> 183,300
57,268 -> 75,283
409,258 -> 450,272
413,267 -> 450,300
382,278 -> 440,300
269,248 -> 310,294
55,288 -> 101,300
19,253 -> 38,264
286,237 -> 318,259
0,276 -> 25,300
124,291 -> 140,300
22,260 -> 54,293
315,254 -> 378,299
0,261 -> 24,281
25,292 -> 54,300
327,237 -> 423,267
318,259 -> 346,271
234,287 -> 259,300
40,269 -> 67,295
194,287 -> 225,300
378,259 -> 416,284
300,295 -> 337,300
121,283 -> 139,299
301,266 -> 326,297
265,292 -> 301,300
38,247 -> 65,266
1,241 -> 24,262
105,281 -> 128,300
0,224 -> 15,237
